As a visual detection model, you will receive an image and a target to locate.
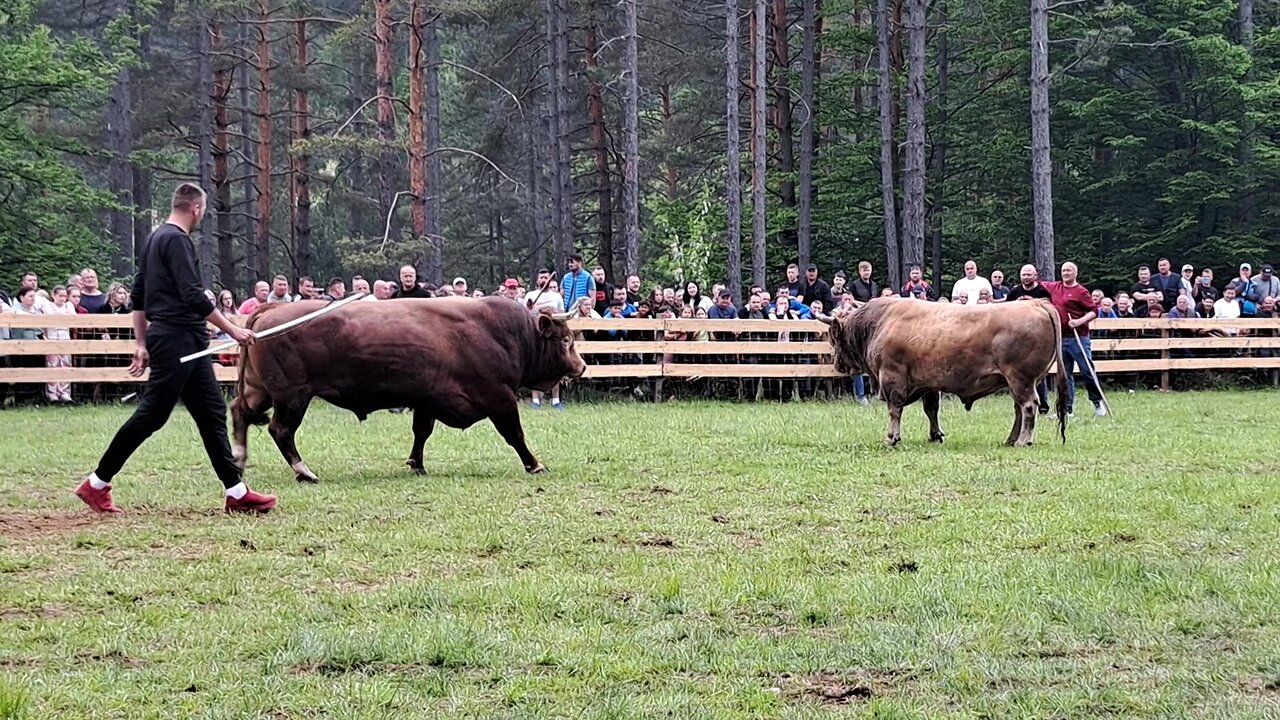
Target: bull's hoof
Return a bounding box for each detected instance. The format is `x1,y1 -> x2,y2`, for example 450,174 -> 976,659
526,463 -> 548,475
405,458 -> 426,475
295,473 -> 320,484
884,435 -> 901,448
929,432 -> 945,444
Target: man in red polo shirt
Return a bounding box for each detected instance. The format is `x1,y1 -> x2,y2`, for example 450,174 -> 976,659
1042,261 -> 1106,417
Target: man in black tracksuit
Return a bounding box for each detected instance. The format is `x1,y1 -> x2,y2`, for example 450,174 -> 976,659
75,183 -> 277,515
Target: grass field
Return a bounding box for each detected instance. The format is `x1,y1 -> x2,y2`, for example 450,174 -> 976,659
2,391 -> 1279,719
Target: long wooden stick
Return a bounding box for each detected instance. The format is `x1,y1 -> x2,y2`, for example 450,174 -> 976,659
181,292 -> 368,363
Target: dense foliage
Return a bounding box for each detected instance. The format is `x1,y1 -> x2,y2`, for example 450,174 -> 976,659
3,0 -> 1277,294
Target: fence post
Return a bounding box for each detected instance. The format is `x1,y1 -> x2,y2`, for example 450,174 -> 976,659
1160,328 -> 1170,392
654,318 -> 665,403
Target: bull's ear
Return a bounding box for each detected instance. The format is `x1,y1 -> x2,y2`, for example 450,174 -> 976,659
536,313 -> 557,337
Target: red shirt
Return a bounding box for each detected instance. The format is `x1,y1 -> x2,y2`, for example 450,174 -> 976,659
1041,281 -> 1098,336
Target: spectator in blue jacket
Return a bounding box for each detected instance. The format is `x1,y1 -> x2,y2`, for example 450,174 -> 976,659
774,285 -> 813,319
561,254 -> 596,310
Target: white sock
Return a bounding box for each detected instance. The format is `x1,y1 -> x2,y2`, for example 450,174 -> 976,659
225,482 -> 248,499
88,473 -> 109,490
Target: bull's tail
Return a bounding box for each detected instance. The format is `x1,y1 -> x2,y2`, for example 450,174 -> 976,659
1047,303 -> 1069,444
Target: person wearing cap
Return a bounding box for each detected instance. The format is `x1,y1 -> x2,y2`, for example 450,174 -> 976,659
1228,263 -> 1259,309
1254,264 -> 1280,302
798,264 -> 834,310
452,277 -> 468,296
1179,263 -> 1196,299
990,270 -> 1009,301
501,278 -> 522,301
950,260 -> 991,305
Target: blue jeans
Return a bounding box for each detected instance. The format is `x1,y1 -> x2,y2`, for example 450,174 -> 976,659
1060,335 -> 1102,411
853,375 -> 867,400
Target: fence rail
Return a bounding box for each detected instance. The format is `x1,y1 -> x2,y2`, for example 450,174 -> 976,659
3,314 -> 1279,387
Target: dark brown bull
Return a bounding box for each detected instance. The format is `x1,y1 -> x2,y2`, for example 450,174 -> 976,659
822,297 -> 1068,446
231,296 -> 586,482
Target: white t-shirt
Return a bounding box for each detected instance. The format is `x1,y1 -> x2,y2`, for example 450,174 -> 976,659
524,290 -> 564,312
1214,298 -> 1241,335
951,276 -> 993,305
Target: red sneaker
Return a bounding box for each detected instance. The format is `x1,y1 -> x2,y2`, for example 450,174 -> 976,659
75,479 -> 123,514
224,487 -> 277,514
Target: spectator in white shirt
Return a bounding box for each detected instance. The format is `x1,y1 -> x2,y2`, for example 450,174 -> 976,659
1213,285 -> 1243,336
951,260 -> 992,305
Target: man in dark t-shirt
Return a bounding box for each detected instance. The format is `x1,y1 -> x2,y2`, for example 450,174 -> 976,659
1006,264 -> 1053,412
75,183 -> 276,516
1129,265 -> 1160,318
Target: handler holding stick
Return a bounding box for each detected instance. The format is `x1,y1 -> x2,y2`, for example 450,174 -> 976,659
75,183 -> 277,515
1042,261 -> 1108,418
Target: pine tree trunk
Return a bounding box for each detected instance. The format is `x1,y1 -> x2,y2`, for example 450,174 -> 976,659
725,0 -> 743,301
876,0 -> 901,288
407,0 -> 427,244
212,22 -> 234,288
239,18 -> 256,289
770,0 -> 795,248
751,0 -> 767,288
292,17 -> 312,278
900,0 -> 926,273
374,0 -> 396,237
424,13 -> 443,285
526,114 -> 548,281
929,0 -> 946,285
253,0 -> 272,283
585,18 -> 615,282
622,0 -> 641,276
197,12 -> 215,286
346,50 -> 368,243
1239,0 -> 1256,229
554,0 -> 574,265
660,84 -> 678,197
545,0 -> 566,267
797,0 -> 817,268
107,0 -> 135,277
1029,0 -> 1055,280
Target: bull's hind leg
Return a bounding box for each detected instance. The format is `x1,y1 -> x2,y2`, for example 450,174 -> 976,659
491,406 -> 546,474
884,391 -> 904,447
267,399 -> 319,483
405,410 -> 436,475
1005,379 -> 1036,447
923,391 -> 945,443
230,385 -> 272,471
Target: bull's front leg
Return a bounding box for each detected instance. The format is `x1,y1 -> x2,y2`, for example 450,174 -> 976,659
491,406 -> 547,474
923,391 -> 945,443
405,410 -> 436,475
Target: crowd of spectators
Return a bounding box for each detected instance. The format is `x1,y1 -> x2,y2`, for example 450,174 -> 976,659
3,252 -> 1277,406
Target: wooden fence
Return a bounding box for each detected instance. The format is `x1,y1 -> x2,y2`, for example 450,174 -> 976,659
3,314 -> 1280,391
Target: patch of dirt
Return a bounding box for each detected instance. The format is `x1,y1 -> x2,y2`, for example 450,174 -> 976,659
1111,532 -> 1138,544
1242,677 -> 1280,695
710,514 -> 729,524
637,535 -> 676,548
293,659 -> 445,676
75,649 -> 147,668
0,605 -> 69,620
731,531 -> 764,548
649,485 -> 676,496
773,671 -> 885,705
0,511 -> 102,541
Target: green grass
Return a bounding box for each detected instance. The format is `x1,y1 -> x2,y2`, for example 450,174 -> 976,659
2,391 -> 1280,718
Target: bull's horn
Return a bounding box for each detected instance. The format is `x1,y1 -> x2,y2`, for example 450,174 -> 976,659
816,315 -> 834,325
551,312 -> 573,321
